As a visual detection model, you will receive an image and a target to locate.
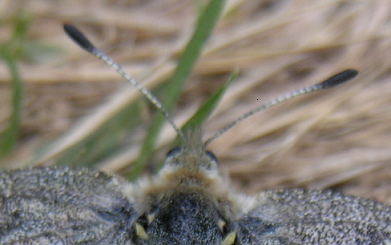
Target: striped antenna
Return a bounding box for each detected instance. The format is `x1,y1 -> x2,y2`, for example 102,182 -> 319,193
204,69 -> 358,148
63,24 -> 186,143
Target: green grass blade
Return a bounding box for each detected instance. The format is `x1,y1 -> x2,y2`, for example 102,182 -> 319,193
182,70 -> 237,133
0,15 -> 31,157
0,50 -> 23,156
8,14 -> 31,58
130,0 -> 226,180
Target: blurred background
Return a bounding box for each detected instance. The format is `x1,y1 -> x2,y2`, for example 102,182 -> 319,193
1,0 -> 391,203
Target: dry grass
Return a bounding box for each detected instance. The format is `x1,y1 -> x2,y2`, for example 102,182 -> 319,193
1,0 -> 391,203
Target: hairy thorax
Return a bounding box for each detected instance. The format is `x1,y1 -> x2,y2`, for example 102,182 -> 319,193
128,170 -> 239,245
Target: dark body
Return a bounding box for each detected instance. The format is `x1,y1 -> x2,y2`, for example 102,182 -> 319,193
143,191 -> 224,244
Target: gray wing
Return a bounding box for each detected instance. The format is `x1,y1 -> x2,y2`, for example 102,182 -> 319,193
0,167 -> 136,245
236,189 -> 391,245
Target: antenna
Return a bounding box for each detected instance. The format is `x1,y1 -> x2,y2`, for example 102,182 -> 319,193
63,24 -> 358,150
63,24 -> 186,143
204,69 -> 358,147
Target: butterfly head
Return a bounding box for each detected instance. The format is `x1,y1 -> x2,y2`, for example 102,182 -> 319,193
162,128 -> 219,179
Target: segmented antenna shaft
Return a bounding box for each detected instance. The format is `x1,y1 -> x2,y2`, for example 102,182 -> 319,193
63,24 -> 186,142
204,69 -> 358,147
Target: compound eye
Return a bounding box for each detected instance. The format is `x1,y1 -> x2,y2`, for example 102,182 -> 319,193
166,147 -> 182,159
205,151 -> 217,163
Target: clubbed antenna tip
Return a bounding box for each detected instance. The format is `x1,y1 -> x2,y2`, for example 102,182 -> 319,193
318,69 -> 358,89
63,24 -> 186,143
204,69 -> 359,147
64,24 -> 95,53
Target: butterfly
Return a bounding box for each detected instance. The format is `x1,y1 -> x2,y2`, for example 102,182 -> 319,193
0,24 -> 389,245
